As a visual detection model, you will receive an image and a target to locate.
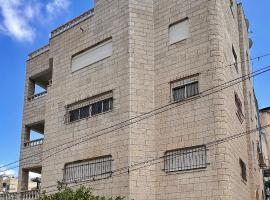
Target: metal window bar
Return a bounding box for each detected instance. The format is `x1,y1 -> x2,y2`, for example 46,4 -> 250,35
64,156 -> 113,182
164,146 -> 207,173
67,98 -> 113,123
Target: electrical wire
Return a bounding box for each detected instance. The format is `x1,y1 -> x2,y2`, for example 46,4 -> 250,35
0,54 -> 269,173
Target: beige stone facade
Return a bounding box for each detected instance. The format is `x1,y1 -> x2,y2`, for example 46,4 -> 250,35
0,176 -> 18,193
16,0 -> 265,199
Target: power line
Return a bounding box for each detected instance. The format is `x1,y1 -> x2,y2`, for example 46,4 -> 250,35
38,123 -> 270,192
1,63 -> 269,176
34,65 -> 270,162
0,55 -> 269,173
0,62 -> 270,174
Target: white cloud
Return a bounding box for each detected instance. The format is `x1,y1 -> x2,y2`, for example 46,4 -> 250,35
0,165 -> 16,177
0,0 -> 70,42
46,0 -> 70,15
0,0 -> 35,42
29,172 -> 41,180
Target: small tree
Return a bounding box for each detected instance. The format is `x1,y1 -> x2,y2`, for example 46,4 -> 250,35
38,182 -> 124,200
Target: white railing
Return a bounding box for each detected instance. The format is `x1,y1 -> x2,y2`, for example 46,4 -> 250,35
28,91 -> 47,101
0,190 -> 40,200
20,190 -> 39,200
24,138 -> 44,148
0,192 -> 17,200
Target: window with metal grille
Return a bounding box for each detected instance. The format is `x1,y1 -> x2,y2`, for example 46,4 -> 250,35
171,75 -> 199,102
66,92 -> 113,123
64,156 -> 113,182
235,93 -> 244,123
164,145 -> 207,173
239,158 -> 247,182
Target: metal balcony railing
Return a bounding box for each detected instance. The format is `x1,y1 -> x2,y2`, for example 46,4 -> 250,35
24,138 -> 44,148
28,91 -> 47,101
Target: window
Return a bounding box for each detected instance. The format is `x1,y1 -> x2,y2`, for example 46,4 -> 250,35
71,38 -> 112,72
235,93 -> 244,123
171,75 -> 199,102
169,18 -> 189,44
249,92 -> 253,121
230,0 -> 234,17
66,92 -> 113,123
164,145 -> 207,173
246,51 -> 251,80
232,46 -> 238,72
239,158 -> 247,182
64,156 -> 113,182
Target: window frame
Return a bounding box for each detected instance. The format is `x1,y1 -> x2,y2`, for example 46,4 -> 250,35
235,92 -> 244,123
164,145 -> 207,173
168,17 -> 189,45
171,75 -> 199,102
230,0 -> 234,17
239,158 -> 247,182
65,92 -> 113,124
232,46 -> 238,72
71,38 -> 113,73
63,155 -> 113,183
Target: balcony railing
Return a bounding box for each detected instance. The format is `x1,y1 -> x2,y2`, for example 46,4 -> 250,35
0,192 -> 17,200
0,190 -> 39,200
28,91 -> 47,101
20,190 -> 39,200
28,45 -> 49,60
24,138 -> 44,148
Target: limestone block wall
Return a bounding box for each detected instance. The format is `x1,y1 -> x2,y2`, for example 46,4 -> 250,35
42,0 -> 131,197
17,0 -> 264,199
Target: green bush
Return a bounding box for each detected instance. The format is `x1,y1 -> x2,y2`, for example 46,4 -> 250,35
38,182 -> 124,200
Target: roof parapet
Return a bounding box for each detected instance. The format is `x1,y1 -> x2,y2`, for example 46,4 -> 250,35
51,8 -> 95,38
28,44 -> 50,60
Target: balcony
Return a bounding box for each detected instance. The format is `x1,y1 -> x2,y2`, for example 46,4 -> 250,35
27,91 -> 47,102
27,68 -> 52,102
20,190 -> 40,200
0,190 -> 40,200
0,192 -> 17,200
21,122 -> 44,167
24,138 -> 44,148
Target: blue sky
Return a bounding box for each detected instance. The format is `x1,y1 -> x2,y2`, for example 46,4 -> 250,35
0,0 -> 269,176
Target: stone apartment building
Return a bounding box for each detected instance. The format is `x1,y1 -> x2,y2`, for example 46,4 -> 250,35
4,0 -> 265,199
260,107 -> 270,199
0,175 -> 18,193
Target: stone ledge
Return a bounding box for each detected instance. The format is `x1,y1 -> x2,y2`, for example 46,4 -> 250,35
51,8 -> 95,38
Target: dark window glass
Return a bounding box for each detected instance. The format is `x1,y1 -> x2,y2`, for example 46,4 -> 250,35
79,105 -> 90,119
103,98 -> 113,112
69,109 -> 79,122
186,81 -> 199,98
240,159 -> 247,181
91,101 -> 103,116
173,86 -> 185,101
232,46 -> 238,72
